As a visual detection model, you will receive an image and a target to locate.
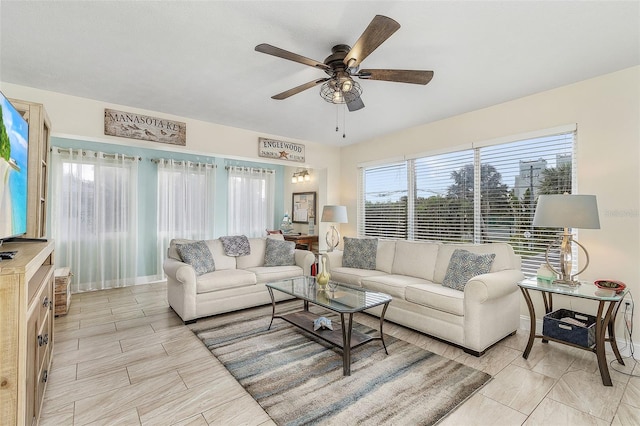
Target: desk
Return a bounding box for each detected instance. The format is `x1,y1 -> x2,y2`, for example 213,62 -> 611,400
518,278 -> 627,386
283,234 -> 318,252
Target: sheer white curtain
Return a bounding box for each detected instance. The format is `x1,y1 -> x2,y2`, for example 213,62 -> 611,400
156,159 -> 216,275
51,149 -> 139,292
227,166 -> 275,237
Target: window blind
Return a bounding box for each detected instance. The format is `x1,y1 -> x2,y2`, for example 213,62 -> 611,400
413,149 -> 475,242
478,133 -> 575,276
358,131 -> 576,277
358,162 -> 408,239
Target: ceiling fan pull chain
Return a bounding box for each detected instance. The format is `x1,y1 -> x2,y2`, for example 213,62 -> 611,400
342,103 -> 346,138
335,105 -> 339,132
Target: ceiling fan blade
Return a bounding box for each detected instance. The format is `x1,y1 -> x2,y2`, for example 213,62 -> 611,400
346,96 -> 365,112
271,78 -> 329,100
255,44 -> 330,71
343,15 -> 401,69
357,69 -> 434,85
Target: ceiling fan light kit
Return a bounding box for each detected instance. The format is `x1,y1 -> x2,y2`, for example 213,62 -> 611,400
255,15 -> 433,113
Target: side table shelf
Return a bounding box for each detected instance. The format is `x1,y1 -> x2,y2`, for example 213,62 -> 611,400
518,278 -> 626,386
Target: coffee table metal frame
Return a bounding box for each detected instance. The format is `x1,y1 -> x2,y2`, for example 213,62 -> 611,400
266,276 -> 392,376
518,278 -> 627,386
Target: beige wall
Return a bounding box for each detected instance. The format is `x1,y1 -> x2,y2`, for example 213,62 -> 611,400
340,66 -> 640,333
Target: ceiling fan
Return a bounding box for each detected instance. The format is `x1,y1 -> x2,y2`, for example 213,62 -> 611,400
255,15 -> 434,112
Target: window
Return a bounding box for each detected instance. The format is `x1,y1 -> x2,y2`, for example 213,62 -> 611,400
156,159 -> 216,275
51,149 -> 139,292
358,162 -> 408,239
359,130 -> 575,277
227,166 -> 275,237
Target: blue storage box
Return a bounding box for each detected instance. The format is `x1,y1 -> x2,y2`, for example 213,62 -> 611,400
542,309 -> 596,348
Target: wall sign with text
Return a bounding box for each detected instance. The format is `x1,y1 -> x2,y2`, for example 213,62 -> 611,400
258,137 -> 305,162
104,108 -> 186,146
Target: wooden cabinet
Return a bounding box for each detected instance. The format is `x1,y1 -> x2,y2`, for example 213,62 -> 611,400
9,99 -> 51,239
0,240 -> 55,425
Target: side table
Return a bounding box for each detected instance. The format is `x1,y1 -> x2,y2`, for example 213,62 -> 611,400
518,278 -> 627,386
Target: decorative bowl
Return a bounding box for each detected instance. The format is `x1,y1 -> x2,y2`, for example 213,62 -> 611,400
594,279 -> 626,293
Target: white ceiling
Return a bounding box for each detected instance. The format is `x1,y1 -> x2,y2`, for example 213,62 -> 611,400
1,1 -> 638,146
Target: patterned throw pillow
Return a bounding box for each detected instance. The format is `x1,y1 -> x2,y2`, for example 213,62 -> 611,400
176,241 -> 216,276
342,237 -> 378,270
442,249 -> 495,291
264,238 -> 296,266
220,235 -> 251,256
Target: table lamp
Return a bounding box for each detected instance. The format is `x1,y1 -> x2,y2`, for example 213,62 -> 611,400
321,205 -> 348,252
532,194 -> 600,286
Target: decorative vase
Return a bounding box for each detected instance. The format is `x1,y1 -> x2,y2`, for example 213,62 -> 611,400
317,256 -> 330,290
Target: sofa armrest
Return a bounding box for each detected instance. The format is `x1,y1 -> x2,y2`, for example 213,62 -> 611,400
163,257 -> 197,285
163,257 -> 199,322
294,249 -> 316,275
323,250 -> 343,272
464,269 -> 525,304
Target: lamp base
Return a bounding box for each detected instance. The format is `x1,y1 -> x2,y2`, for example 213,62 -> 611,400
552,279 -> 581,287
326,226 -> 340,252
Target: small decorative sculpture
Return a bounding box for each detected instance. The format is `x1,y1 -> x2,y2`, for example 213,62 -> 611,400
313,316 -> 333,331
316,256 -> 330,289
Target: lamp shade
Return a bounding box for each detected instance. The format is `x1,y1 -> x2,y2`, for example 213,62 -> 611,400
321,205 -> 348,223
533,194 -> 600,229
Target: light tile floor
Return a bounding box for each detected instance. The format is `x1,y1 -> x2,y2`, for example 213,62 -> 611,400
40,282 -> 640,425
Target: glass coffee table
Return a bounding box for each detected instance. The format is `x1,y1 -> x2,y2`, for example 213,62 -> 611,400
266,276 -> 392,376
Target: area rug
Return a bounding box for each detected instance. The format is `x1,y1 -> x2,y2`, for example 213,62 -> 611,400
189,302 -> 491,425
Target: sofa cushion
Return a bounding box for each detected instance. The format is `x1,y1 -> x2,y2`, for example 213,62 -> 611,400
263,238 -> 296,266
434,243 -> 516,283
236,238 -> 267,269
176,241 -> 216,276
342,237 -> 378,270
391,241 -> 440,281
405,283 -> 464,316
249,265 -> 304,283
220,235 -> 251,256
328,267 -> 386,287
442,249 -> 495,291
196,269 -> 257,293
376,240 -> 396,273
208,240 -> 237,270
361,275 -> 430,300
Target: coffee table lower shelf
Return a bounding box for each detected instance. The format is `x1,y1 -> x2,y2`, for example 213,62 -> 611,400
266,278 -> 392,376
277,310 -> 375,349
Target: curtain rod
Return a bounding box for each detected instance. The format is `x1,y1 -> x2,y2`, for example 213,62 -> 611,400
151,158 -> 216,167
225,165 -> 275,174
54,147 -> 140,161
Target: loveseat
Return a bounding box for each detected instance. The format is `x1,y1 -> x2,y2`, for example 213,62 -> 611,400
164,235 -> 315,323
324,238 -> 524,355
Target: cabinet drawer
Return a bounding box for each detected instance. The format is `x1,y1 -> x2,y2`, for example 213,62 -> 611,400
38,285 -> 53,327
36,311 -> 51,372
36,348 -> 51,422
28,262 -> 54,306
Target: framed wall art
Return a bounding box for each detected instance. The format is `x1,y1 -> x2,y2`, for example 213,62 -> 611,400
292,192 -> 316,224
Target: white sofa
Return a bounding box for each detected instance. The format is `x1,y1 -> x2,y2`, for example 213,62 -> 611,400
164,236 -> 315,323
324,240 -> 524,356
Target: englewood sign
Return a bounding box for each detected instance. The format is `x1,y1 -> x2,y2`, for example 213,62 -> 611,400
104,108 -> 186,146
258,137 -> 305,162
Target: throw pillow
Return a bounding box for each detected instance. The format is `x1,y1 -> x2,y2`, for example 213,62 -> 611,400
176,240 -> 216,276
220,235 -> 251,256
442,249 -> 495,291
264,238 -> 296,266
342,237 -> 378,270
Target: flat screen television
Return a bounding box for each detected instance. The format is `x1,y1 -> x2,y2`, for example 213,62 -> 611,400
0,91 -> 29,245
